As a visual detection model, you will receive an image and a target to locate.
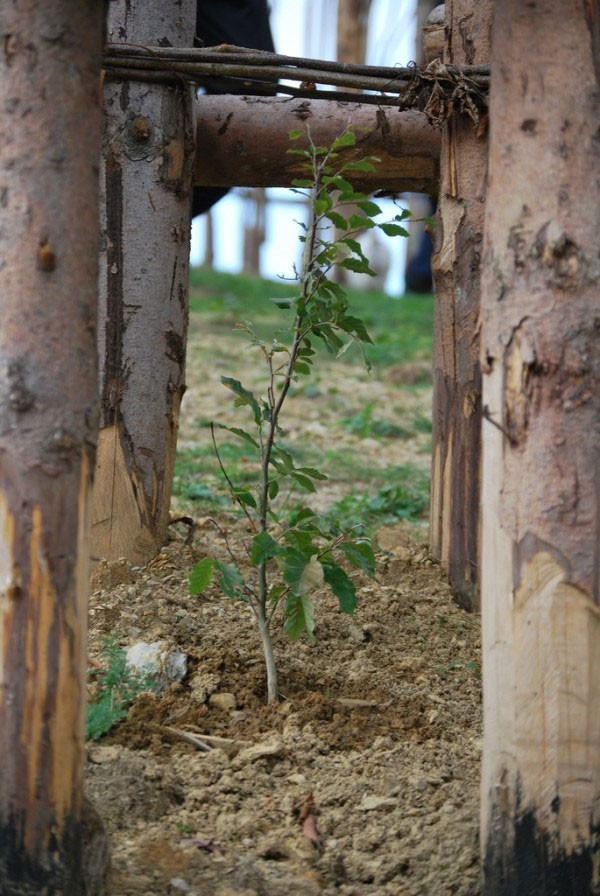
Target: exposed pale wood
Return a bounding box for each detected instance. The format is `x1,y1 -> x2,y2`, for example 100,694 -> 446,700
93,0 -> 196,565
91,425 -> 156,564
422,2 -> 445,64
480,0 -> 600,888
0,2 -> 105,890
194,96 -> 441,196
429,0 -> 491,609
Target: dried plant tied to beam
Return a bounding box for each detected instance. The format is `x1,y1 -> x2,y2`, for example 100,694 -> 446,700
103,43 -> 489,122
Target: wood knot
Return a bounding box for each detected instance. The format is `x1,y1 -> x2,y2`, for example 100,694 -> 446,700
130,115 -> 152,143
37,238 -> 56,273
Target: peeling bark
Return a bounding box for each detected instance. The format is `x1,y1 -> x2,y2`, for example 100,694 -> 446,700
0,2 -> 105,891
429,0 -> 492,609
480,1 -> 600,890
93,0 -> 196,565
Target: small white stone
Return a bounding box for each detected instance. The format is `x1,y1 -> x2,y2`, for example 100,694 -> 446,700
360,795 -> 398,811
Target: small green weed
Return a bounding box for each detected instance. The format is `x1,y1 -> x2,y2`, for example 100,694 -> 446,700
433,659 -> 481,679
86,636 -> 156,741
329,464 -> 430,532
189,274 -> 433,372
339,402 -> 411,439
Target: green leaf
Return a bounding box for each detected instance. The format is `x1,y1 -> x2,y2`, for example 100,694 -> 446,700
395,208 -> 412,221
189,557 -> 215,594
214,423 -> 259,448
339,236 -> 362,255
283,594 -> 316,644
216,561 -> 245,600
323,563 -> 356,614
331,130 -> 356,149
291,472 -> 317,493
341,159 -> 378,173
294,361 -> 311,376
338,315 -> 373,343
271,444 -> 295,472
268,584 -> 286,604
298,466 -> 328,481
348,214 -> 376,230
325,210 -> 348,230
288,507 -> 316,526
339,257 -> 375,276
341,540 -> 376,577
268,479 -> 280,500
379,223 -> 409,237
357,199 -> 382,217
319,280 -> 346,302
322,174 -> 354,194
284,528 -> 314,553
314,324 -> 344,354
251,531 -> 281,565
298,554 -> 324,593
288,129 -> 302,140
283,548 -> 323,595
270,297 -> 294,309
314,194 -> 333,216
291,178 -> 312,188
233,488 -> 257,509
221,377 -> 261,424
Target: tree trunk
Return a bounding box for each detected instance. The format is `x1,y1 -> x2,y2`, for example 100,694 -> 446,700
0,2 -> 105,892
243,188 -> 267,276
336,0 -> 371,67
429,0 -> 492,609
334,0 -> 372,286
480,1 -> 600,891
92,0 -> 196,565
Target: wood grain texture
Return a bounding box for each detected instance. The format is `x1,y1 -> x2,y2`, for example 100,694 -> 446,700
480,1 -> 600,889
0,2 -> 105,890
194,96 -> 441,196
93,0 -> 195,565
429,0 -> 492,609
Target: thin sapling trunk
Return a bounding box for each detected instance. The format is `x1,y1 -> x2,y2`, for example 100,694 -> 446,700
189,128 -> 409,702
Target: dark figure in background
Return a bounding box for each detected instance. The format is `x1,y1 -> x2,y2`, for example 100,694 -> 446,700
405,228 -> 433,293
192,0 -> 275,218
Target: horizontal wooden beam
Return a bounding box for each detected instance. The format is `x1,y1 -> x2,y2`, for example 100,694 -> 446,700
194,96 -> 440,195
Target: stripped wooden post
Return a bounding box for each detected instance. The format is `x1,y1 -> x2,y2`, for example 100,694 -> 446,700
93,0 -> 196,565
429,0 -> 492,609
0,2 -> 105,890
480,0 -> 600,888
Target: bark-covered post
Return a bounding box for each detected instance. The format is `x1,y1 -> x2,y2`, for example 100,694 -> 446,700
429,0 -> 492,609
0,2 -> 105,891
480,1 -> 600,890
93,0 -> 196,565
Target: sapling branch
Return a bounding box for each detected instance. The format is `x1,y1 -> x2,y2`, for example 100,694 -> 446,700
210,422 -> 257,531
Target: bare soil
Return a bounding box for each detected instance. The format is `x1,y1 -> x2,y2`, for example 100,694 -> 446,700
87,317 -> 482,896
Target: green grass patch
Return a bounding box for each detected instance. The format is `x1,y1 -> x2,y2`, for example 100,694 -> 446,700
327,463 -> 430,533
189,266 -> 433,370
339,402 -> 412,439
173,440 -> 258,504
86,636 -> 157,741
